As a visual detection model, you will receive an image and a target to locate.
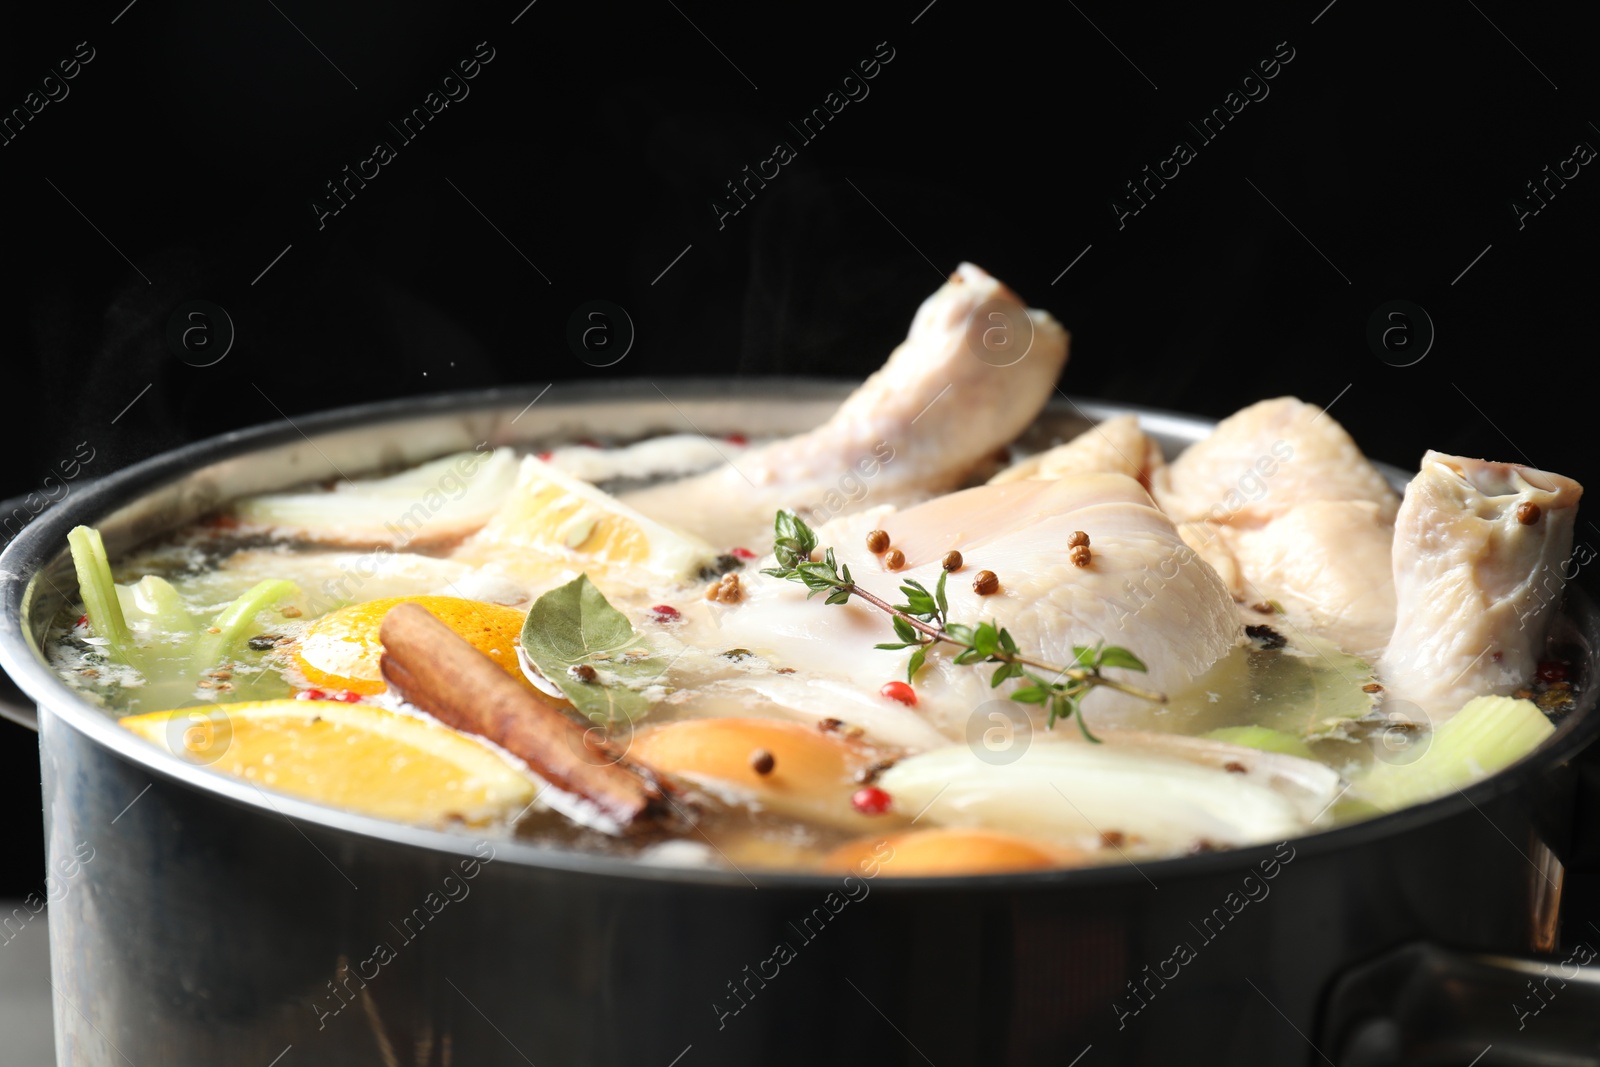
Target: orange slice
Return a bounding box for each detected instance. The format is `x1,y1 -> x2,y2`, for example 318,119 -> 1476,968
630,717 -> 899,833
288,595 -> 527,695
120,700 -> 535,826
822,827 -> 1083,877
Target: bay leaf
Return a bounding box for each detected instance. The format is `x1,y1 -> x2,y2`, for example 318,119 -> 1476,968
520,575 -> 665,723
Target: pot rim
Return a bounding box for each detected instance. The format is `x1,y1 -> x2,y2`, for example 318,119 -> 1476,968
3,380 -> 1595,891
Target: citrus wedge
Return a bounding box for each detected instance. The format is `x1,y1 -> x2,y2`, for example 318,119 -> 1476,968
120,700 -> 535,826
288,595 -> 529,695
453,455 -> 717,588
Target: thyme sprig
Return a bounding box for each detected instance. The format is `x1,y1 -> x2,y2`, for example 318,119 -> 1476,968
761,510 -> 1165,741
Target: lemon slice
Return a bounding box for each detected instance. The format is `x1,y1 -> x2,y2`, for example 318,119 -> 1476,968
288,595 -> 530,695
120,700 -> 535,826
453,456 -> 717,588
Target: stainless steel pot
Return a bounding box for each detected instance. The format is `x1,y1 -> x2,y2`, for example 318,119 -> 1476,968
3,381 -> 1597,1067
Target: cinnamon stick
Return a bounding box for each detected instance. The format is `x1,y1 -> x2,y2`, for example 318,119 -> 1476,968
378,602 -> 672,832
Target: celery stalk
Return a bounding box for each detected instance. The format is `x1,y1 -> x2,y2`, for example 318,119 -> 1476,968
67,525 -> 132,658
192,579 -> 300,668
121,575 -> 196,635
1354,696 -> 1555,812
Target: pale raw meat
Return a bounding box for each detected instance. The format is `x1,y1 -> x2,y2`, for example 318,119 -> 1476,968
990,414 -> 1165,490
1176,522 -> 1244,595
623,263 -> 1069,548
1380,452 -> 1582,721
1154,397 -> 1400,655
1152,397 -> 1397,526
669,473 -> 1241,745
1217,501 -> 1396,658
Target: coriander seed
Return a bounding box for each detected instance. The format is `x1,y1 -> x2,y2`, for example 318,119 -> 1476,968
706,573 -> 744,603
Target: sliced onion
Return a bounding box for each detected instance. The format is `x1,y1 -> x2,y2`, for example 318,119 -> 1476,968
234,448 -> 520,546
1096,729 -> 1343,825
879,737 -> 1328,854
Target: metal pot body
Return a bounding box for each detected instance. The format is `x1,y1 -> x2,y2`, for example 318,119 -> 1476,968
6,383 -> 1597,1066
42,708 -> 1582,1067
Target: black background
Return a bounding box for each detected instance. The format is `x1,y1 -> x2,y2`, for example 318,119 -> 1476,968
1,0 -> 1595,896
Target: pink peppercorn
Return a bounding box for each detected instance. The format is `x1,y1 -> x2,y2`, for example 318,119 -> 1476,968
852,787 -> 892,815
879,681 -> 917,706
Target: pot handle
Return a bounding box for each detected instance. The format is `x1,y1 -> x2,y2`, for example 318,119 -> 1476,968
1322,942 -> 1600,1066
